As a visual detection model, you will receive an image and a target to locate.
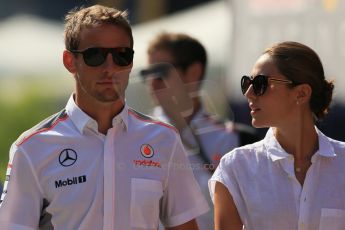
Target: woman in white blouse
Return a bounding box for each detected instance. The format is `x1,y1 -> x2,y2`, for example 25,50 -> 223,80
209,41 -> 345,230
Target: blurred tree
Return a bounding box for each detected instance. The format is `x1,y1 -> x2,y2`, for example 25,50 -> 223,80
0,86 -> 64,183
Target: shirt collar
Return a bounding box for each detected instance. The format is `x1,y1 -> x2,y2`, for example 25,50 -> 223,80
65,94 -> 129,134
189,105 -> 206,126
264,128 -> 290,162
153,105 -> 206,126
113,104 -> 129,132
315,127 -> 336,158
264,127 -> 336,162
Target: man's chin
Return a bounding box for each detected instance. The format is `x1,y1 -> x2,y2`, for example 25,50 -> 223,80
95,93 -> 124,103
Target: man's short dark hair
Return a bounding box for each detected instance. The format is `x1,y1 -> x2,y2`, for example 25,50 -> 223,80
64,5 -> 133,51
147,32 -> 207,80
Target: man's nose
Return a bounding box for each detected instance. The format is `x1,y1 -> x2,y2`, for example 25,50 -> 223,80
102,53 -> 124,75
103,53 -> 117,67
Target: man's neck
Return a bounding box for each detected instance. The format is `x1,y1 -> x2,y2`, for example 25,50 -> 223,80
165,97 -> 201,132
75,95 -> 125,135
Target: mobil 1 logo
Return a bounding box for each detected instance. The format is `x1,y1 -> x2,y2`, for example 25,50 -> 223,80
55,175 -> 87,188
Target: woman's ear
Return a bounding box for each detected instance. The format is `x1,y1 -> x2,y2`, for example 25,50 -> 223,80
63,50 -> 77,73
295,83 -> 312,104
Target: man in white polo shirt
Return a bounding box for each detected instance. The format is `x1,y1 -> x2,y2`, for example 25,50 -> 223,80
0,5 -> 208,230
140,32 -> 259,229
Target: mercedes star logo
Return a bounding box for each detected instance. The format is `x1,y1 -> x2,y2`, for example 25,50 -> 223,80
59,149 -> 77,167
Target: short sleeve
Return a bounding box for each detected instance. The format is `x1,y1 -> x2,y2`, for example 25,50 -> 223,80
208,152 -> 244,216
160,135 -> 209,227
0,144 -> 43,229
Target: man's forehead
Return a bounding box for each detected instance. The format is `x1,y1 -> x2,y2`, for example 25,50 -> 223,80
78,24 -> 131,48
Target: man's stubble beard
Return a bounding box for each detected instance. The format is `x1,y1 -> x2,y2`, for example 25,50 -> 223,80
75,73 -> 125,104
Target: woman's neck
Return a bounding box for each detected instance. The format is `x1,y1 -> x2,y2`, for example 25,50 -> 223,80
273,112 -> 318,161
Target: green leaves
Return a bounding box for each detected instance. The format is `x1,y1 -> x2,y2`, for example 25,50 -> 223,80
0,81 -> 67,183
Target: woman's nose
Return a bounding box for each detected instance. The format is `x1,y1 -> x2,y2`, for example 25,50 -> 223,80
244,84 -> 256,99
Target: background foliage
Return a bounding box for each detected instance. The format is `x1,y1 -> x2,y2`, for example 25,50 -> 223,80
0,78 -> 69,183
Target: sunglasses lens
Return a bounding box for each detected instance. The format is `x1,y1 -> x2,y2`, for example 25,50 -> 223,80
140,63 -> 172,81
241,75 -> 268,96
112,48 -> 134,66
80,47 -> 134,67
241,76 -> 252,95
83,48 -> 106,67
252,75 -> 267,96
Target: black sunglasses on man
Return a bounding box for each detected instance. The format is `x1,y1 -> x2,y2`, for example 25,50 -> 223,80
68,47 -> 134,67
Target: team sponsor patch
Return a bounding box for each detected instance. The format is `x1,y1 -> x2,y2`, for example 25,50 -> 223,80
54,175 -> 87,188
59,149 -> 77,167
133,160 -> 161,168
140,144 -> 154,158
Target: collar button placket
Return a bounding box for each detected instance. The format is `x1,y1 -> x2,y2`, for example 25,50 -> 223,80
298,161 -> 315,230
280,157 -> 302,216
103,128 -> 116,230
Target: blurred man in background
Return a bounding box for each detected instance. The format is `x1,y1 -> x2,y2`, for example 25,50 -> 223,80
141,32 -> 259,229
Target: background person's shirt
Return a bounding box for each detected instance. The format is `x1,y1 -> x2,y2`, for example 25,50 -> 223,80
153,105 -> 239,230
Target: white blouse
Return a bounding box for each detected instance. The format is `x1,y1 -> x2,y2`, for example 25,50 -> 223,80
210,128 -> 345,230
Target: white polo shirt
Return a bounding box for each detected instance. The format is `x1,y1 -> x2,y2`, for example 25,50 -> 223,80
153,106 -> 239,164
209,127 -> 345,230
152,105 -> 239,230
0,95 -> 209,230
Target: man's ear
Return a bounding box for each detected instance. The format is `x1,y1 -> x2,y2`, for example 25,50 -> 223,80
185,62 -> 203,83
295,83 -> 312,104
63,50 -> 77,73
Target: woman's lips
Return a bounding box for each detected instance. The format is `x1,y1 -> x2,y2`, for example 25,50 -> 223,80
249,104 -> 261,115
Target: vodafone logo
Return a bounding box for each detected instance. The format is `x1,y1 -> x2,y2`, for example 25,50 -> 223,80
140,144 -> 154,158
